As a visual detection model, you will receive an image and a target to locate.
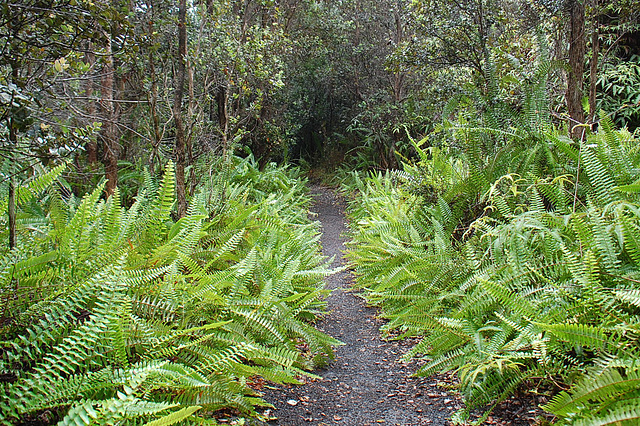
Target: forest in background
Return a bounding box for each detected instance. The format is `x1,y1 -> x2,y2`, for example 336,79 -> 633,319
2,0 -> 640,424
3,0 -> 639,203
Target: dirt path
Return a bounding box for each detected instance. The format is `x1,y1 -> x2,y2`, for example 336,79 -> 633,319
262,186 -> 459,426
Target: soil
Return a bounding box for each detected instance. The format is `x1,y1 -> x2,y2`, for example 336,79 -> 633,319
258,186 -> 548,426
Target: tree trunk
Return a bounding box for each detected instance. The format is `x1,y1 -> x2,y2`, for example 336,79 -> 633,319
148,47 -> 162,174
7,63 -> 19,250
217,84 -> 229,155
84,47 -> 98,165
100,35 -> 119,196
187,61 -> 196,196
566,0 -> 586,139
588,1 -> 599,125
173,0 -> 188,218
8,119 -> 17,250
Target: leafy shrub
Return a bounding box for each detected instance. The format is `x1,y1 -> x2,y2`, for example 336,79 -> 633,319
598,54 -> 640,130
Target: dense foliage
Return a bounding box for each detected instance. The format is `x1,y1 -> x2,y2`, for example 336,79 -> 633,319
3,0 -> 640,424
344,111 -> 640,423
0,156 -> 339,425
2,0 -> 639,192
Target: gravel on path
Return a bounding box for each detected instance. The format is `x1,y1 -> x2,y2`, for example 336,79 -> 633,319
262,186 -> 459,426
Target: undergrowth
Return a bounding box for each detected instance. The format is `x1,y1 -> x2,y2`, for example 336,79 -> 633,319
0,155 -> 341,425
344,110 -> 640,424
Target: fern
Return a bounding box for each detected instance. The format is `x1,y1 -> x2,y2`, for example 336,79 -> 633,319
544,363 -> 640,424
0,162 -> 67,217
344,120 -> 640,422
1,156 -> 339,425
144,406 -> 202,426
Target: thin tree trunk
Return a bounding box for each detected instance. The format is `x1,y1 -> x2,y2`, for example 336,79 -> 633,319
566,0 -> 586,139
8,120 -> 17,250
8,123 -> 17,315
588,2 -> 599,125
389,7 -> 404,169
187,62 -> 196,196
8,65 -> 18,250
148,48 -> 162,174
173,0 -> 188,218
217,84 -> 229,153
101,35 -> 119,196
85,46 -> 98,165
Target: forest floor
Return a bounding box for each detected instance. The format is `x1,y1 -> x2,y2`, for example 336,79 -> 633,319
256,186 -> 546,426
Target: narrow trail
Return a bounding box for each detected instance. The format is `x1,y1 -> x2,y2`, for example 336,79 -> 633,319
263,186 -> 458,426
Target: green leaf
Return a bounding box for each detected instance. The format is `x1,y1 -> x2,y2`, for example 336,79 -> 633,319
144,406 -> 202,426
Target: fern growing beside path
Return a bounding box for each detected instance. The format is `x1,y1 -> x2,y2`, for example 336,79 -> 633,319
0,156 -> 340,425
344,121 -> 640,424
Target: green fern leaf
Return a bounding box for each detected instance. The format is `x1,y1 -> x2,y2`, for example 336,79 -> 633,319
543,368 -> 640,416
144,406 -> 202,426
539,323 -> 608,349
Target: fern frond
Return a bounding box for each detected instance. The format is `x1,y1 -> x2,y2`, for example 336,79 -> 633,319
582,146 -> 618,206
144,406 -> 202,426
539,323 -> 608,349
544,367 -> 640,417
574,404 -> 640,426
